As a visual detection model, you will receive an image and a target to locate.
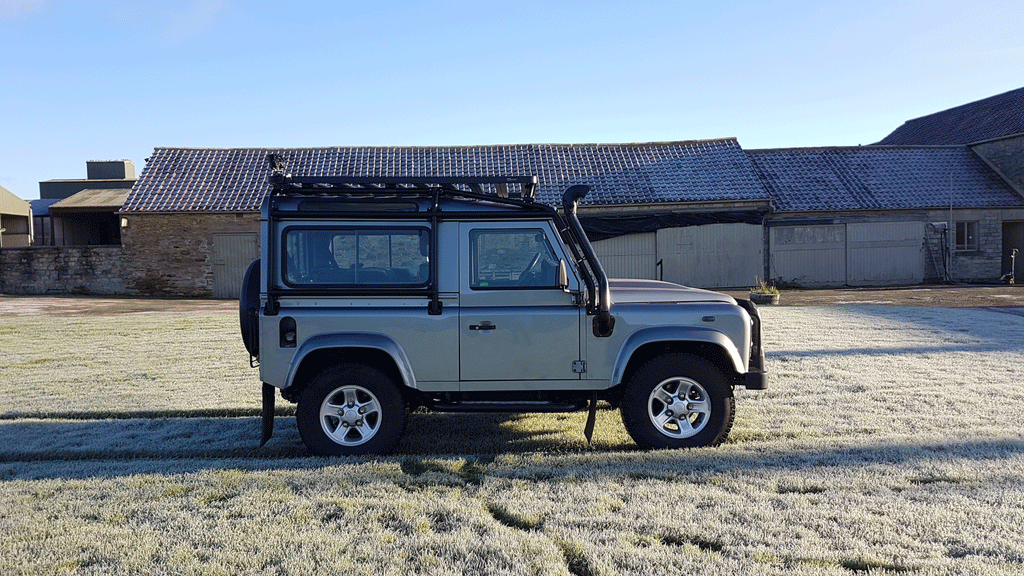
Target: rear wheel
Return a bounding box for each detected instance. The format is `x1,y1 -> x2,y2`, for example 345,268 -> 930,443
620,354 -> 734,449
297,363 -> 406,456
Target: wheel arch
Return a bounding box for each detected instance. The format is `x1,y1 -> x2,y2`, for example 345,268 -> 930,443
282,333 -> 416,401
611,327 -> 744,389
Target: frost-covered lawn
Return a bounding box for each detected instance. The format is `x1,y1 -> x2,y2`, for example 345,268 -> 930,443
1,304 -> 1023,575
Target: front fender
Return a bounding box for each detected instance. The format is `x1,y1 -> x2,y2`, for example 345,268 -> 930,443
610,326 -> 745,386
283,332 -> 418,390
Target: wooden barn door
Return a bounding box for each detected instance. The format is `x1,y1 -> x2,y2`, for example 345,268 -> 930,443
213,233 -> 258,298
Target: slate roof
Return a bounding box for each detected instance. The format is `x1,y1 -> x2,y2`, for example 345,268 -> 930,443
875,86 -> 1024,145
28,198 -> 61,217
122,140 -> 770,213
747,146 -> 1024,212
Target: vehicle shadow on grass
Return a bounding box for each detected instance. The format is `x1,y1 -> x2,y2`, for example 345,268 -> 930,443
2,410 -> 1024,483
0,409 -> 630,478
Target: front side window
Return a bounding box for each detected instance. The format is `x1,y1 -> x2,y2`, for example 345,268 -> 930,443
956,221 -> 979,251
470,228 -> 559,289
284,227 -> 429,286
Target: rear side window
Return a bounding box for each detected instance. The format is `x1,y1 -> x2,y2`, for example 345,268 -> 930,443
283,227 -> 429,286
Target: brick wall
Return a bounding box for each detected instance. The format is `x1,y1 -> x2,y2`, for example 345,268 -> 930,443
0,246 -> 127,294
120,212 -> 259,297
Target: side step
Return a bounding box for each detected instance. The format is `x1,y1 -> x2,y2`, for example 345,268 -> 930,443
428,400 -> 587,413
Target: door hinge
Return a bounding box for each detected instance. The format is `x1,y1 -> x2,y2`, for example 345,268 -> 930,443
572,360 -> 587,374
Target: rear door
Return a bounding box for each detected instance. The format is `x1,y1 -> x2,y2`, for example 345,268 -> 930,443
458,221 -> 582,386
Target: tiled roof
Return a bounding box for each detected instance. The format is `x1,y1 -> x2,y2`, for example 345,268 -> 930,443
122,140 -> 771,213
29,198 -> 61,217
747,146 -> 1024,212
875,86 -> 1024,145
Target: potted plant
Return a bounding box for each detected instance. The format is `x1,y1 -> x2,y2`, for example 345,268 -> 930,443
749,278 -> 780,305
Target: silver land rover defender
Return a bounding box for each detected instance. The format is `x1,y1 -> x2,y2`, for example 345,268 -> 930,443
240,156 -> 766,455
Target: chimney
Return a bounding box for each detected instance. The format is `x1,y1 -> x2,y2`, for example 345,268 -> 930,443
87,160 -> 136,180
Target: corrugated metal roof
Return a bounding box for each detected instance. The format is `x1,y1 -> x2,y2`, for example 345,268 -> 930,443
747,146 -> 1024,212
1,183 -> 30,215
50,188 -> 130,212
123,140 -> 771,213
1,185 -> 31,216
875,86 -> 1024,145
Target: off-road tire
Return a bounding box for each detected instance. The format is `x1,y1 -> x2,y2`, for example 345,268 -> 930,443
620,353 -> 734,449
297,363 -> 406,456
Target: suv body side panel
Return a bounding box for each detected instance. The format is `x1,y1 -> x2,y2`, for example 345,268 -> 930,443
583,302 -> 752,384
258,303 -> 459,390
281,332 -> 417,390
608,326 -> 747,387
457,221 -> 585,385
259,215 -> 461,391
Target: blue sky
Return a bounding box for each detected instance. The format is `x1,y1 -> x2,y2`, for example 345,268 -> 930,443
2,0 -> 1022,199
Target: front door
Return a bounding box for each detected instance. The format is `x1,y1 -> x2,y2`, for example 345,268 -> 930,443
458,222 -> 582,385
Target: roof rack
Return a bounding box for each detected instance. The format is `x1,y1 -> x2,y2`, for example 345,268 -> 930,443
266,154 -> 538,201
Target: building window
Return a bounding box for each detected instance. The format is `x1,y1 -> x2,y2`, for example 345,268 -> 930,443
956,221 -> 979,251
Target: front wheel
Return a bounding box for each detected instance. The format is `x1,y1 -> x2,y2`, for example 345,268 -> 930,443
620,354 -> 734,449
297,363 -> 406,456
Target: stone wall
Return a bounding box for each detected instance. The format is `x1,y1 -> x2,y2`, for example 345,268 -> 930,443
120,212 -> 259,297
950,209 -> 1002,282
5,206 -> 1024,297
972,136 -> 1024,195
0,246 -> 127,294
923,207 -> 1024,282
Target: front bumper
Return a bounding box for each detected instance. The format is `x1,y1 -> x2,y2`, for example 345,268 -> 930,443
744,370 -> 768,390
736,298 -> 768,390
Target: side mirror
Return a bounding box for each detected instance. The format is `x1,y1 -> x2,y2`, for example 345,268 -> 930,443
558,259 -> 569,291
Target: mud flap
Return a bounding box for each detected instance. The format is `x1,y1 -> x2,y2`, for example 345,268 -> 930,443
261,383 -> 275,447
583,392 -> 598,444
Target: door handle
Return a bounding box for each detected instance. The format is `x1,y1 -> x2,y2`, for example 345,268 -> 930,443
469,322 -> 497,331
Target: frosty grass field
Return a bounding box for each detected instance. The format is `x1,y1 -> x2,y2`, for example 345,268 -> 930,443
1,300 -> 1023,575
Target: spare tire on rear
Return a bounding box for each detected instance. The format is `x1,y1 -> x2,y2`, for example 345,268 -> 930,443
239,258 -> 260,357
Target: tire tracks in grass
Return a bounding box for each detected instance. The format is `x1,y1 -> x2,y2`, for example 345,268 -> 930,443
401,457 -> 605,576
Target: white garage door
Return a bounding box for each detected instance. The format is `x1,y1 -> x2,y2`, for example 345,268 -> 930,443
847,222 -> 925,286
213,233 -> 259,298
770,222 -> 925,287
770,225 -> 846,287
592,232 -> 658,280
592,224 -> 764,289
658,224 -> 764,288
